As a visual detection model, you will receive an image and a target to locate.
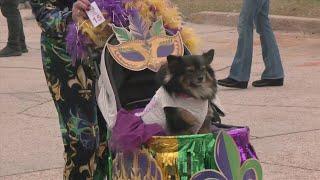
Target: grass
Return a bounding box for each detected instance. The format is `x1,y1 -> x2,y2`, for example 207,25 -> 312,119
172,0 -> 320,18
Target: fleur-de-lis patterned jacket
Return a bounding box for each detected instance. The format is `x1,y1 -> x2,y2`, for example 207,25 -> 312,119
29,0 -> 75,39
27,1 -> 108,179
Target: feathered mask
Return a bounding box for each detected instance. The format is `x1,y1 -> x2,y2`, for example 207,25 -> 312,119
66,0 -> 199,65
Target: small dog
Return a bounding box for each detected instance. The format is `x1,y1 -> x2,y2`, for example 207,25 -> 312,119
138,49 -> 217,135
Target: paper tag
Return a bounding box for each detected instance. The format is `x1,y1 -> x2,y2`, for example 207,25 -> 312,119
86,1 -> 106,27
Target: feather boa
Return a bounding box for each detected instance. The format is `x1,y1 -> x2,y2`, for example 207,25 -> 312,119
66,0 -> 199,64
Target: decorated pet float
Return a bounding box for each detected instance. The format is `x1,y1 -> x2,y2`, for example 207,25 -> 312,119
66,0 -> 263,179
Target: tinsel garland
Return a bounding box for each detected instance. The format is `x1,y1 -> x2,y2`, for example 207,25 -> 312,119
66,0 -> 199,65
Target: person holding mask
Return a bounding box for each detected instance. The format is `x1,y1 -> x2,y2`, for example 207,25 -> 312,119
0,0 -> 28,57
28,0 -> 108,179
218,0 -> 284,88
28,0 -> 202,178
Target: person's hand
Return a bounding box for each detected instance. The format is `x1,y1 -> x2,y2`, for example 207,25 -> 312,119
72,0 -> 91,23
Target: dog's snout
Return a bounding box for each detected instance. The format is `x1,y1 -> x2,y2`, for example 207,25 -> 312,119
198,77 -> 204,81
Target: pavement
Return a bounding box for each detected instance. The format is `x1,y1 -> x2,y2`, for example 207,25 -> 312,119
1,9 -> 320,180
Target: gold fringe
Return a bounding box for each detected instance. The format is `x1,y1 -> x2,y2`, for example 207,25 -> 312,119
146,136 -> 180,179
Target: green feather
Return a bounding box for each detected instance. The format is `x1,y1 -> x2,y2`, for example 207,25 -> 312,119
112,24 -> 134,44
149,17 -> 166,36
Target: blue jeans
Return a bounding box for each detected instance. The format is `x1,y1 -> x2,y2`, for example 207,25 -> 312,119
229,0 -> 284,82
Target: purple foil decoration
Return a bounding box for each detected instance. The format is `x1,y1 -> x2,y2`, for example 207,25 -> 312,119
227,127 -> 258,164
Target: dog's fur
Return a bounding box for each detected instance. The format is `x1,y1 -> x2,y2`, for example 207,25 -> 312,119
157,49 -> 217,135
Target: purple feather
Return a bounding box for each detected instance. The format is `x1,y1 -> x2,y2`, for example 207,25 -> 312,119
66,23 -> 90,66
128,10 -> 150,40
65,0 -> 130,65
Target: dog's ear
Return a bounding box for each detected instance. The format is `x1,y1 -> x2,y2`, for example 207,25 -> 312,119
167,55 -> 183,73
202,49 -> 215,64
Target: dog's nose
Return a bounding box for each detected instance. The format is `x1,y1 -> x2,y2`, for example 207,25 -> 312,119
198,77 -> 204,81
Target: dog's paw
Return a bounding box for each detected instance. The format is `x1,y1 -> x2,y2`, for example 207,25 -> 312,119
164,107 -> 198,135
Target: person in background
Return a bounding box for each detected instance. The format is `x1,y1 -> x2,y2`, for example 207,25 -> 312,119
27,0 -> 108,179
217,0 -> 284,88
0,0 -> 28,57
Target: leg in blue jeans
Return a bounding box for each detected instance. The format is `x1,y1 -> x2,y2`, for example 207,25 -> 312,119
229,0 -> 283,82
255,1 -> 284,80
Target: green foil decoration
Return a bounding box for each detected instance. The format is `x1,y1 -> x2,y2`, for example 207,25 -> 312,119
147,134 -> 216,179
191,131 -> 263,180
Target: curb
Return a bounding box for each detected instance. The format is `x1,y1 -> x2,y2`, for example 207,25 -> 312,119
187,11 -> 320,34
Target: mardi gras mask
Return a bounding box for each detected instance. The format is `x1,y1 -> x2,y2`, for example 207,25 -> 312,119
107,14 -> 184,72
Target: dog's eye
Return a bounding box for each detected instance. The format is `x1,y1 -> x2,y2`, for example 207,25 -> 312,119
186,69 -> 194,73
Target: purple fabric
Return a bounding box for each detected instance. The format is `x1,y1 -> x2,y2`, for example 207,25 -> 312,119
110,108 -> 165,152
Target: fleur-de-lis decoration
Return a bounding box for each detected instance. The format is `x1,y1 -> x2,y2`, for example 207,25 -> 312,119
68,65 -> 93,100
191,131 -> 263,180
79,152 -> 97,179
112,149 -> 162,180
130,167 -> 142,180
66,112 -> 99,150
48,79 -> 63,101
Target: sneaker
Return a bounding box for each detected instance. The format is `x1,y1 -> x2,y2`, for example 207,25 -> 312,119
0,46 -> 22,57
252,78 -> 284,87
217,77 -> 248,89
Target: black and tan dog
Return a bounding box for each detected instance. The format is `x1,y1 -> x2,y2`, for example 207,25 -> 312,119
154,49 -> 217,135
139,49 -> 217,135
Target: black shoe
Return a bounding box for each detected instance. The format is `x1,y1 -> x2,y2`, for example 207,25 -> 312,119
21,47 -> 28,53
0,46 -> 22,57
252,78 -> 284,87
217,77 -> 248,89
